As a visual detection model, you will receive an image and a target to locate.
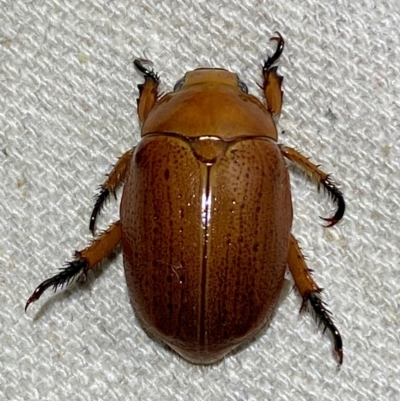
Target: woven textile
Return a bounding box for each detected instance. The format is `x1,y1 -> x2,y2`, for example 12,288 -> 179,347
1,1 -> 399,400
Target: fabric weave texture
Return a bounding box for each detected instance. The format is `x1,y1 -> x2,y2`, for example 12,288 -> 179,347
1,1 -> 399,400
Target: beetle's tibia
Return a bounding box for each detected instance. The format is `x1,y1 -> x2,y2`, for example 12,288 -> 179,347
306,291 -> 343,365
25,259 -> 88,311
135,61 -> 160,122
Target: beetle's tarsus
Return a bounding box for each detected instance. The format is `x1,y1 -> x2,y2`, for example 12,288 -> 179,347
262,33 -> 285,118
89,150 -> 133,234
279,146 -> 345,228
90,188 -> 111,235
263,32 -> 285,72
134,58 -> 160,82
306,291 -> 343,365
25,258 -> 88,311
319,177 -> 345,227
135,60 -> 160,122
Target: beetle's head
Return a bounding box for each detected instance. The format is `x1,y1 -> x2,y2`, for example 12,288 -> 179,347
173,69 -> 248,94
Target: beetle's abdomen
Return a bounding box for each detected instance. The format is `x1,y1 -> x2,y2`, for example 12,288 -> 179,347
120,134 -> 292,363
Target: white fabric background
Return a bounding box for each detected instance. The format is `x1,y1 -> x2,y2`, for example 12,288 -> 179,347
1,1 -> 399,400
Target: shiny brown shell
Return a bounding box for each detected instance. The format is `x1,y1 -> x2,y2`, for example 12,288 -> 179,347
26,37 -> 344,365
120,69 -> 292,363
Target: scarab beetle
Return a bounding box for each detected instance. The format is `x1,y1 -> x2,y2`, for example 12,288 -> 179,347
26,34 -> 345,365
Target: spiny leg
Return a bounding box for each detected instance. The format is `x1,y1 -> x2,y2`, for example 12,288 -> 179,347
280,146 -> 345,226
89,59 -> 160,233
134,58 -> 160,123
288,234 -> 343,365
25,221 -> 122,311
262,32 -> 285,119
90,149 -> 133,234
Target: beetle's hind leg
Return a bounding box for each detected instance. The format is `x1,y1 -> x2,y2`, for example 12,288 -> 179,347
89,149 -> 133,234
134,58 -> 160,123
25,221 -> 122,311
280,146 -> 345,226
287,234 -> 343,365
262,33 -> 285,119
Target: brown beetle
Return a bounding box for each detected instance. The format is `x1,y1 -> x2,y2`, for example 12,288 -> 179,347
26,34 -> 345,365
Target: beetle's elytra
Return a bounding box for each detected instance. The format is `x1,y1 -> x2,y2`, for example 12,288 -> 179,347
26,34 -> 345,365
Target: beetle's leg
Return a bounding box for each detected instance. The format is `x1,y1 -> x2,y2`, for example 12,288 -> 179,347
90,149 -> 134,234
280,146 -> 345,227
90,59 -> 159,232
288,234 -> 343,365
25,221 -> 122,311
134,59 -> 160,123
262,33 -> 285,118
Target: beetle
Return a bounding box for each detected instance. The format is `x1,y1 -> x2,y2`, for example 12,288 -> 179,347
26,33 -> 345,365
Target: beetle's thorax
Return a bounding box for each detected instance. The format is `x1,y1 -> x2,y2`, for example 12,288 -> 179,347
141,69 -> 278,141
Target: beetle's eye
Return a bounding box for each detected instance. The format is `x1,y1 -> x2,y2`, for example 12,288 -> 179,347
174,77 -> 185,91
237,79 -> 248,93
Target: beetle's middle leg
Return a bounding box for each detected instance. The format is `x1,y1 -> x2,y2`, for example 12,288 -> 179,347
89,60 -> 160,232
90,149 -> 134,234
25,221 -> 122,311
288,234 -> 343,365
262,33 -> 285,119
280,146 -> 345,227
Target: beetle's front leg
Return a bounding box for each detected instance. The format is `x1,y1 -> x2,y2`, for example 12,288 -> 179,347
262,33 -> 285,119
90,149 -> 134,234
280,146 -> 345,227
25,221 -> 122,311
134,59 -> 160,123
287,234 -> 343,365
